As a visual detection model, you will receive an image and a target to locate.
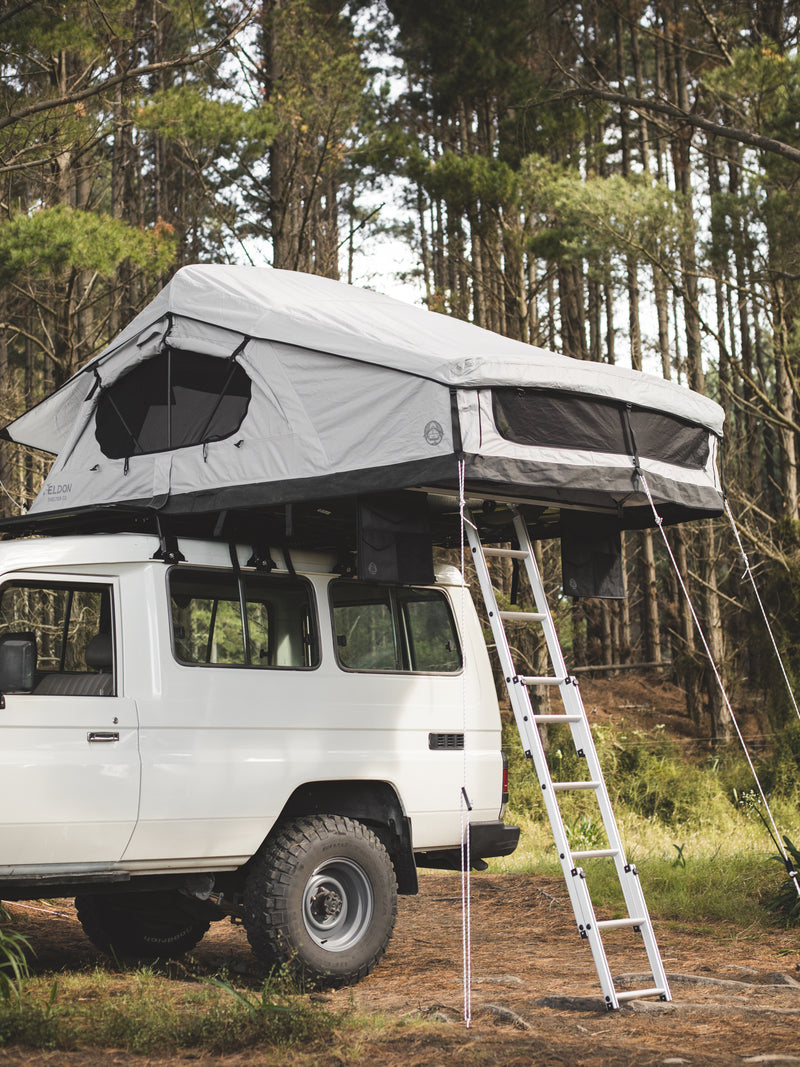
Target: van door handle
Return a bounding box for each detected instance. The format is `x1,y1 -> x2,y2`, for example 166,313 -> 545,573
87,731 -> 119,743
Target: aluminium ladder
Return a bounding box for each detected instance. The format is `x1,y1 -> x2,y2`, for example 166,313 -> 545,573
465,505 -> 671,1010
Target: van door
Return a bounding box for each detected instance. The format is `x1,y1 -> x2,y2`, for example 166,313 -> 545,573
0,575 -> 139,869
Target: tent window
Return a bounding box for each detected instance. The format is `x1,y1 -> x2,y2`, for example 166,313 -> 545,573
492,389 -> 710,471
95,348 -> 251,459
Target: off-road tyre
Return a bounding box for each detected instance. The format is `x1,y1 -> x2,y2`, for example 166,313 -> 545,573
244,814 -> 397,989
75,891 -> 210,960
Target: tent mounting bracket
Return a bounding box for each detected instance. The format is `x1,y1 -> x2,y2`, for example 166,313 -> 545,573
152,519 -> 185,565
247,544 -> 276,572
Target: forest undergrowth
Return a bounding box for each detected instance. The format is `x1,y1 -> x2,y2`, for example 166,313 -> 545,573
494,699 -> 800,930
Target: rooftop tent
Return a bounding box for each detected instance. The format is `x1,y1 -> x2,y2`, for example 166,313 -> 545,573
1,264 -> 724,540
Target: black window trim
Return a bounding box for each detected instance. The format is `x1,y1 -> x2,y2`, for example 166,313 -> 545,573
0,574 -> 118,694
166,564 -> 321,672
328,577 -> 463,677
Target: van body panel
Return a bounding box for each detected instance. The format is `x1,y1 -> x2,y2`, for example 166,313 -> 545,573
0,535 -> 510,879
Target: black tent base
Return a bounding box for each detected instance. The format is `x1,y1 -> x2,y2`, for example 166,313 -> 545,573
0,488 -> 720,552
0,488 -> 723,599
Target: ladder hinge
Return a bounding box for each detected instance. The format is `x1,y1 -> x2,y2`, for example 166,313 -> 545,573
577,748 -> 585,758
625,864 -> 639,876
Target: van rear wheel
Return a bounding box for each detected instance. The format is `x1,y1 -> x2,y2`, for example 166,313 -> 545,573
244,814 -> 397,989
75,891 -> 210,960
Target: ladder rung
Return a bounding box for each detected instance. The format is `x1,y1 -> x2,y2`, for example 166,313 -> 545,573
615,987 -> 666,1003
596,917 -> 646,930
552,780 -> 601,792
482,547 -> 528,559
532,714 -> 582,723
499,610 -> 546,623
570,849 -> 619,860
519,675 -> 564,687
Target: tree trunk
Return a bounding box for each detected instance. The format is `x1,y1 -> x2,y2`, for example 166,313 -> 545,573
701,522 -> 731,744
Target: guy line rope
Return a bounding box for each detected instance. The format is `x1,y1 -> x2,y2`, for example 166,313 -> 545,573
637,467 -> 800,904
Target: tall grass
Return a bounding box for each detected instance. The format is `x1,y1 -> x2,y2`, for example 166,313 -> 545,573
0,908 -> 31,1002
496,719 -> 800,928
0,965 -> 348,1053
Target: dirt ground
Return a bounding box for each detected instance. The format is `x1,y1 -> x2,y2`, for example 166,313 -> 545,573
2,870 -> 799,1067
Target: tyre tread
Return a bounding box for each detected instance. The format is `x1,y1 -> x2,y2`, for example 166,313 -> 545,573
244,814 -> 397,989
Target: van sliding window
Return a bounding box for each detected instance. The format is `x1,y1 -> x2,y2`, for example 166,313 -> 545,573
330,581 -> 461,674
169,568 -> 319,670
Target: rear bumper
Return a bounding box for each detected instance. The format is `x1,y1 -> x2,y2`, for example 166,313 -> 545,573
414,819 -> 520,872
470,819 -> 520,858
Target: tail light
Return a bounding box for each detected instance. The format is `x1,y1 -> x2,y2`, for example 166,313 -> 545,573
500,752 -> 509,819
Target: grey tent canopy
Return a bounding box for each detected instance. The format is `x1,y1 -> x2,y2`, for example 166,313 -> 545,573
1,264 -> 724,539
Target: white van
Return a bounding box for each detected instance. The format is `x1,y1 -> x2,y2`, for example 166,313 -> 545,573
0,532 -> 518,987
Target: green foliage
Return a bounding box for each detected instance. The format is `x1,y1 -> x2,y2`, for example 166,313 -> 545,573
1,0 -> 139,62
564,813 -> 603,851
267,0 -> 366,147
623,851 -> 778,927
752,533 -> 800,726
410,151 -> 518,215
763,835 -> 800,925
520,156 -> 685,273
703,44 -> 800,145
136,87 -> 276,157
0,967 -> 345,1053
0,206 -> 177,286
760,721 -> 800,804
506,720 -> 728,828
0,909 -> 31,1003
502,711 -> 800,932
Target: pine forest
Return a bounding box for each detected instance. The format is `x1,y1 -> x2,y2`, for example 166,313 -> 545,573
2,0 -> 800,752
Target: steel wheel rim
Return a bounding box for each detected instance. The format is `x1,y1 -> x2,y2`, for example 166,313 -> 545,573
301,857 -> 374,951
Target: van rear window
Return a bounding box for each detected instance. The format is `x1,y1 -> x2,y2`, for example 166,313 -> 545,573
330,581 -> 461,674
170,569 -> 318,670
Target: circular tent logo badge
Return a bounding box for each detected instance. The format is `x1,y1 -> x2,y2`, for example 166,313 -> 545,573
424,420 -> 444,446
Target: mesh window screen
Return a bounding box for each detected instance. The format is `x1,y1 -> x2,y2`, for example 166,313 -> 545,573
95,349 -> 251,459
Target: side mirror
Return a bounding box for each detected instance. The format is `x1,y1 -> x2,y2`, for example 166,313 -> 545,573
0,633 -> 37,706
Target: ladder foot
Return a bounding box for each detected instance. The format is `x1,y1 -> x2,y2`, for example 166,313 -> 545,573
615,987 -> 668,1004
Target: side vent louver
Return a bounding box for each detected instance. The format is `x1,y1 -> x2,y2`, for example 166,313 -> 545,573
428,732 -> 464,751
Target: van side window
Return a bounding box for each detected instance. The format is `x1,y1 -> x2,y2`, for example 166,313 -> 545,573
330,581 -> 462,673
169,569 -> 319,669
0,581 -> 115,696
